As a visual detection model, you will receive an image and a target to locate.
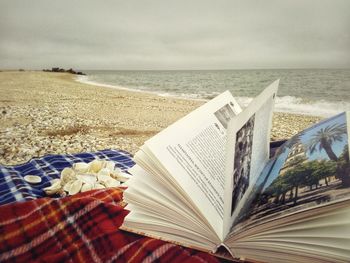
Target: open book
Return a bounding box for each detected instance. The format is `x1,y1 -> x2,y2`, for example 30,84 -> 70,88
121,80 -> 350,263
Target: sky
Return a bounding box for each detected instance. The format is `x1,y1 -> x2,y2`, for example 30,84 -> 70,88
0,0 -> 349,70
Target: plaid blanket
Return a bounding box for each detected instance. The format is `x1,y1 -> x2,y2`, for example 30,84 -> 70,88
0,150 -> 219,262
0,149 -> 134,206
0,188 -> 218,262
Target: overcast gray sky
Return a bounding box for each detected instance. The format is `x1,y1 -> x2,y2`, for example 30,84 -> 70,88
0,0 -> 349,70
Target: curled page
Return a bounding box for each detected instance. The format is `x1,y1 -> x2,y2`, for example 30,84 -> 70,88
144,91 -> 242,239
232,111 -> 350,234
223,79 -> 279,238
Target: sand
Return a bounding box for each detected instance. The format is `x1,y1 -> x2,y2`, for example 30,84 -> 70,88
0,71 -> 322,165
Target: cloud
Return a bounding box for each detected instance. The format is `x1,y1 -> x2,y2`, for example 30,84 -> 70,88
0,0 -> 349,69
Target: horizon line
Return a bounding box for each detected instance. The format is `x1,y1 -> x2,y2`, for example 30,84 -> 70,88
1,67 -> 350,71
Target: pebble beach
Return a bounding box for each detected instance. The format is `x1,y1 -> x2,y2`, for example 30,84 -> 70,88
0,71 -> 322,165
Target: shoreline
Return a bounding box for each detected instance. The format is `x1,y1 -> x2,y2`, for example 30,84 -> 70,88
75,74 -> 209,102
75,71 -> 348,118
0,71 -> 322,165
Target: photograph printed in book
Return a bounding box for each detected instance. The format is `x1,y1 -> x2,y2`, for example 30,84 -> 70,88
231,114 -> 255,215
214,102 -> 236,129
235,112 -> 350,228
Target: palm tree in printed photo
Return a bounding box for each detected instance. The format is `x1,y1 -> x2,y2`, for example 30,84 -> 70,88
308,123 -> 347,161
307,122 -> 349,186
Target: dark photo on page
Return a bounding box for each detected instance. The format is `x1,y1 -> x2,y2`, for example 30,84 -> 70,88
214,103 -> 236,129
231,114 -> 255,215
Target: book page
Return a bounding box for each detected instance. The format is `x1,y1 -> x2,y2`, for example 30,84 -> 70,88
144,91 -> 242,239
125,164 -> 221,243
230,111 -> 350,235
222,80 -> 279,238
123,168 -> 224,252
225,200 -> 350,262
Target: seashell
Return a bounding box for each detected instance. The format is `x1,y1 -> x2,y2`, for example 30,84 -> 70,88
43,180 -> 61,195
98,168 -> 110,177
61,167 -> 75,177
60,168 -> 76,184
103,161 -> 115,171
45,180 -> 61,190
115,172 -> 132,183
50,178 -> 61,185
88,160 -> 103,173
76,173 -> 97,185
97,174 -> 111,184
68,179 -> 83,195
44,188 -> 59,196
24,175 -> 42,184
104,178 -> 120,188
63,180 -> 74,193
110,168 -> 122,179
93,183 -> 105,190
42,159 -> 127,196
73,162 -> 89,173
81,183 -> 94,192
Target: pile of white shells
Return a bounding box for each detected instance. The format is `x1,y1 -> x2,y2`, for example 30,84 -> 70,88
43,159 -> 131,196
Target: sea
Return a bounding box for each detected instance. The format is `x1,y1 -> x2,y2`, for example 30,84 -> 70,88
77,69 -> 350,117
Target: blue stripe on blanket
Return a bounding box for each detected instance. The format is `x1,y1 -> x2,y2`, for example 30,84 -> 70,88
0,149 -> 135,206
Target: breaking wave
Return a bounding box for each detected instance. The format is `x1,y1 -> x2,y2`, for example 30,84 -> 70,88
236,96 -> 350,117
76,75 -> 349,117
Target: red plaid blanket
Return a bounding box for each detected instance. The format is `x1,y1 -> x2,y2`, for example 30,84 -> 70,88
0,188 -> 219,262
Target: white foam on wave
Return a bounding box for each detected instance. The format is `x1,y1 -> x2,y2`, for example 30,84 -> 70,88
75,75 -> 146,94
76,76 -> 348,117
237,96 -> 349,117
276,96 -> 350,117
75,75 -> 207,101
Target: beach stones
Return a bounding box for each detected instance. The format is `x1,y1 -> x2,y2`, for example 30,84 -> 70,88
43,159 -> 130,196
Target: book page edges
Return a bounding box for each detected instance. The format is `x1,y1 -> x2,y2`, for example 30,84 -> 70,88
224,200 -> 350,263
120,225 -> 254,262
119,224 -> 215,253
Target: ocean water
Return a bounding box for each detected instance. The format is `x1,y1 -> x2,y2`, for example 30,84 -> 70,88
77,69 -> 350,117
